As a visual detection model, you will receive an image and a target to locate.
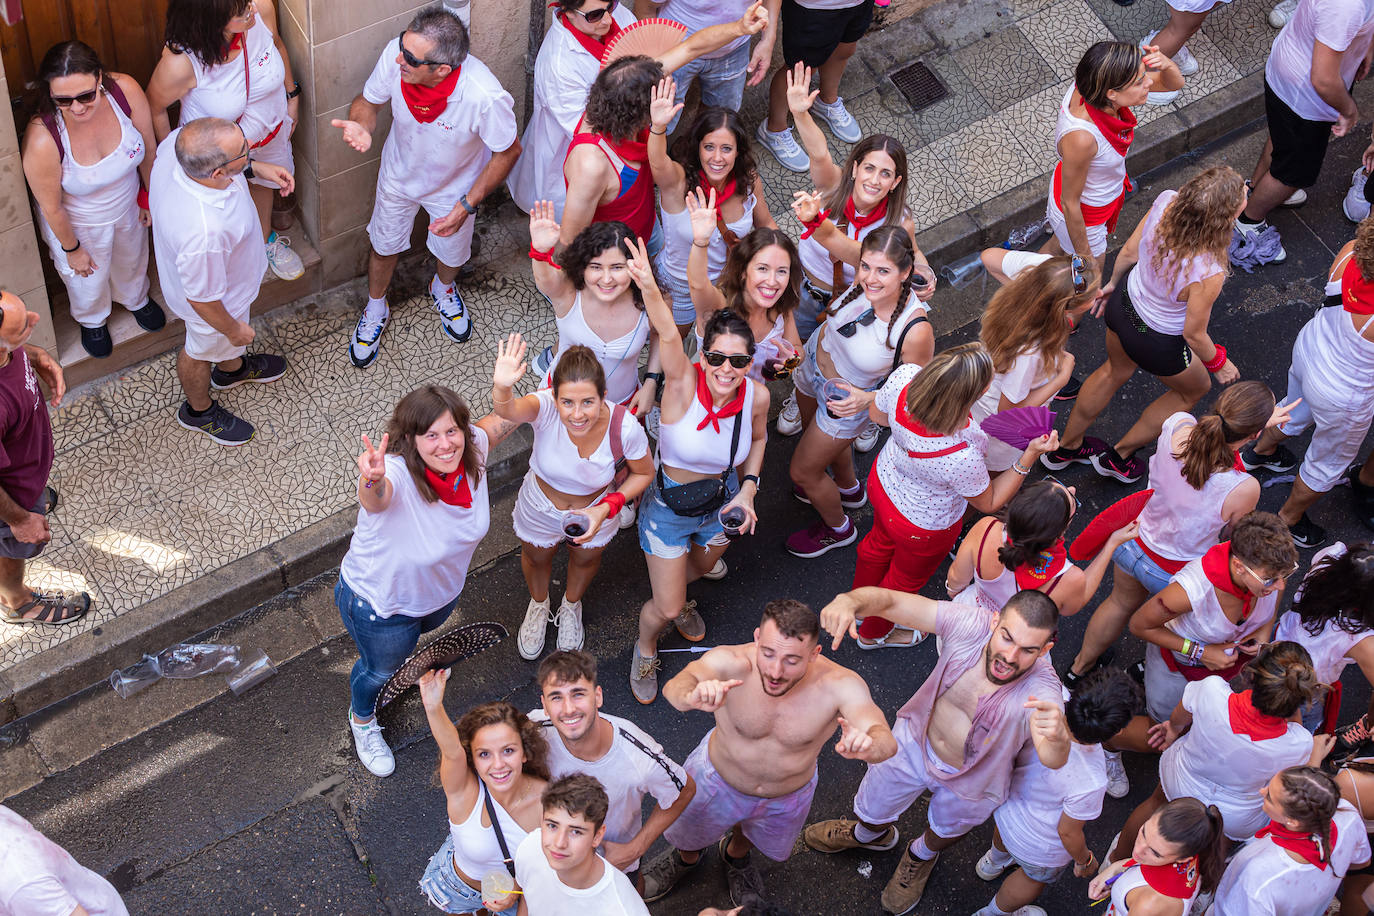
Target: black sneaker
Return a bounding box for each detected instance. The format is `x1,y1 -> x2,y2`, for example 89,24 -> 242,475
129,300 -> 167,331
176,400 -> 255,446
1289,513 -> 1328,549
719,832 -> 765,907
79,323 -> 112,358
1062,647 -> 1115,689
1129,659 -> 1145,685
210,353 -> 288,390
641,847 -> 699,902
1040,435 -> 1109,470
1240,442 -> 1298,473
1054,375 -> 1082,401
1347,464 -> 1374,531
1090,448 -> 1146,483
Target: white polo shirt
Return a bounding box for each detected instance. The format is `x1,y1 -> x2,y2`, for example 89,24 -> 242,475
362,41 -> 518,206
148,129 -> 266,323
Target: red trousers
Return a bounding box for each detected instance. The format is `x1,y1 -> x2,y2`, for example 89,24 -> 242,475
853,468 -> 963,639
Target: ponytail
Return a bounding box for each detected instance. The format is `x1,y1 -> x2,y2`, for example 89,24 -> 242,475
1155,797 -> 1227,893
1176,380 -> 1274,489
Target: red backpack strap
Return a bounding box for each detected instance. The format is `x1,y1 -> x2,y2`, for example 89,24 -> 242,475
609,403 -> 625,466
102,75 -> 132,117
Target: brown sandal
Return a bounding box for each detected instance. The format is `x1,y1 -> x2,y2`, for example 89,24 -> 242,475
1,589 -> 90,626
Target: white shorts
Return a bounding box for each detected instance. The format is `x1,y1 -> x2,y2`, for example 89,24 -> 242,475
1278,348 -> 1374,493
1000,250 -> 1053,281
1046,194 -> 1109,258
38,204 -> 150,327
853,717 -> 999,839
1143,648 -> 1190,723
511,469 -> 618,550
247,117 -> 295,190
791,332 -> 872,441
367,182 -> 477,267
174,296 -> 251,364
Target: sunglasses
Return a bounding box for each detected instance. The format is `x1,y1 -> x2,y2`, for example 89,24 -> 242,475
1041,475 -> 1080,515
399,30 -> 448,68
702,350 -> 752,370
569,0 -> 617,22
836,307 -> 877,338
1070,254 -> 1087,294
1235,557 -> 1298,590
52,86 -> 100,108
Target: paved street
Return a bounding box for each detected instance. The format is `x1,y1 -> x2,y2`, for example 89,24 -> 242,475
8,119 -> 1374,915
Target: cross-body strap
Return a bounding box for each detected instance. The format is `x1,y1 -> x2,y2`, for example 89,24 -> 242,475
41,75 -> 134,166
609,402 -> 626,467
720,406 -> 745,481
482,786 -> 517,877
890,313 -> 929,374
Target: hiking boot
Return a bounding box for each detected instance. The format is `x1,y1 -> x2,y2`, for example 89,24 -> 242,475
210,353 -> 287,390
432,282 -> 472,342
1240,442 -> 1298,472
1289,513 -> 1328,549
554,599 -> 583,652
641,847 -> 699,902
1269,0 -> 1298,26
675,599 -> 706,641
811,96 -> 863,143
176,400 -> 254,446
630,646 -> 661,704
1347,168 -> 1371,223
350,303 -> 390,369
80,323 -> 112,358
1040,436 -> 1109,470
881,846 -> 939,915
1104,749 -> 1129,798
265,234 -> 305,280
518,597 -> 552,660
776,393 -> 803,435
785,518 -> 857,558
349,715 -> 395,777
1090,448 -> 1146,483
129,299 -> 167,331
803,818 -> 899,853
854,420 -> 882,453
755,122 -> 809,173
719,832 -> 766,906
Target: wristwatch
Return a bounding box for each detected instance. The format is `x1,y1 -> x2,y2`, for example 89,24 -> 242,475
644,371 -> 665,386
742,474 -> 760,488
459,194 -> 477,214
285,82 -> 301,99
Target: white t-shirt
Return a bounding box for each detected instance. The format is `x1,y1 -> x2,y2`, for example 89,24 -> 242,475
0,806 -> 129,916
513,832 -> 649,916
529,711 -> 688,873
363,43 -> 518,206
1211,801 -> 1371,916
1277,542 -> 1372,685
529,391 -> 649,496
993,741 -> 1108,869
658,0 -> 752,57
148,130 -> 266,322
338,432 -> 492,618
1267,0 -> 1374,121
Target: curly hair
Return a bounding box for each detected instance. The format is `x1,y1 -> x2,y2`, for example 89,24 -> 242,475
165,0 -> 252,67
386,385 -> 483,503
585,56 -> 663,143
670,106 -> 758,196
1065,667 -> 1140,745
999,481 -> 1073,573
1175,380 -> 1274,489
718,228 -> 800,323
1294,542 -> 1374,637
1230,511 -> 1299,579
980,254 -> 1091,377
456,701 -> 550,781
560,221 -> 645,310
821,135 -> 909,233
825,226 -> 918,348
1353,214 -> 1374,280
1150,167 -> 1244,290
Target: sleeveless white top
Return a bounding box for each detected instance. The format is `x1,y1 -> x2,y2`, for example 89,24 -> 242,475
658,379 -> 756,475
49,92 -> 144,225
1166,557 -> 1279,665
178,16 -> 288,144
547,293 -> 650,405
448,781 -> 528,882
693,313 -> 786,383
953,524 -> 1070,617
818,289 -> 926,390
1293,302 -> 1374,399
1138,412 -> 1251,563
797,204 -> 890,288
528,389 -> 649,496
1055,87 -> 1127,207
659,191 -> 757,285
1106,864 -> 1198,916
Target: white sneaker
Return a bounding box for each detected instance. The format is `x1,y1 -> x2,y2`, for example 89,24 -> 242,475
518,597 -> 552,660
776,393 -> 803,436
266,234 -> 305,281
1142,31 -> 1198,76
754,122 -> 810,173
617,501 -> 637,529
972,906 -> 1046,916
432,283 -> 472,342
1104,750 -> 1129,798
1269,0 -> 1298,27
855,420 -> 882,453
702,558 -> 727,580
349,303 -> 390,369
1146,89 -> 1181,106
555,599 -> 584,652
975,847 -> 1014,881
350,715 -> 395,777
1347,168 -> 1371,222
646,405 -> 662,440
1282,188 -> 1307,207
812,97 -> 863,143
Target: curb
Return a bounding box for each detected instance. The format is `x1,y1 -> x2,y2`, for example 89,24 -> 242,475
0,72 -> 1266,730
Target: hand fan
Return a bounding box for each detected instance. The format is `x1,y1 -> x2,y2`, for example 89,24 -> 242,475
978,405 -> 1056,450
1069,489 -> 1154,562
600,19 -> 688,68
376,621 -> 509,710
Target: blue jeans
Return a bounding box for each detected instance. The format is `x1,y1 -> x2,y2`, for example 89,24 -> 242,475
336,576 -> 458,718
667,41 -> 751,132
1111,538 -> 1176,596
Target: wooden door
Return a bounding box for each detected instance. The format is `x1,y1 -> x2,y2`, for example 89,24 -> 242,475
1,0 -> 169,103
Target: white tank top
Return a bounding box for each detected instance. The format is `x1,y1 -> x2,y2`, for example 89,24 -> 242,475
693,313 -> 786,382
548,293 -> 650,405
658,379 -> 756,475
51,92 -> 144,226
1167,557 -> 1279,664
178,16 -> 288,144
528,389 -> 648,496
1107,864 -> 1198,916
1293,303 -> 1374,397
1138,412 -> 1251,563
658,192 -> 756,284
1055,87 -> 1127,207
797,202 -> 891,288
448,781 -> 528,882
818,290 -> 926,390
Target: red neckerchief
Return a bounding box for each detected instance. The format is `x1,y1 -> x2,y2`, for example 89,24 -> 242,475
1014,539 -> 1068,590
576,116 -> 649,163
694,364 -> 746,432
556,9 -> 623,60
1200,541 -> 1254,623
1133,857 -> 1198,899
1227,690 -> 1287,740
401,66 -> 460,124
1077,89 -> 1136,156
893,386 -> 973,457
1255,819 -> 1337,870
1342,258 -> 1374,315
1232,450 -> 1245,472
423,467 -> 472,507
843,195 -> 888,235
702,177 -> 738,219
226,32 -> 244,56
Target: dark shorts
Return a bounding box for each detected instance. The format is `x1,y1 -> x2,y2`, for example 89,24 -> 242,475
1104,271 -> 1192,378
781,0 -> 874,68
0,488 -> 53,561
1264,78 -> 1334,189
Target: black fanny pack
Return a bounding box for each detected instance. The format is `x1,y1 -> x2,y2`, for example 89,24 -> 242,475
658,411 -> 743,517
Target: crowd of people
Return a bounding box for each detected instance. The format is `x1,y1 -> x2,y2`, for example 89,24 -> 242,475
10,0 -> 1374,912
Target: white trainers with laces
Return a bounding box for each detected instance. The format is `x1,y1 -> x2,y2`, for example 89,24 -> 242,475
702,558 -> 727,580
812,97 -> 863,143
855,420 -> 882,453
350,715 -> 395,777
776,393 -> 803,436
518,597 -> 552,660
754,122 -> 809,173
349,303 -> 390,368
1142,31 -> 1198,76
555,599 -> 584,652
1104,749 -> 1129,798
266,234 -> 305,281
618,501 -> 637,529
432,283 -> 473,342
1346,168 -> 1371,222
1269,0 -> 1299,26
975,847 -> 1014,881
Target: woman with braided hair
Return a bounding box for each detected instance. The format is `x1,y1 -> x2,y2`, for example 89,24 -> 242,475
1089,797 -> 1224,915
1210,765 -> 1371,915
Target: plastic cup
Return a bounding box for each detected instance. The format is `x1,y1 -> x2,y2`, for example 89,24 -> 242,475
225,649 -> 277,695
562,510 -> 591,540
482,871 -> 514,900
720,505 -> 747,537
910,262 -> 936,292
822,378 -> 849,418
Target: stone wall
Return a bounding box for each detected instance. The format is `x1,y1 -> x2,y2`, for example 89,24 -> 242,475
0,66 -> 56,355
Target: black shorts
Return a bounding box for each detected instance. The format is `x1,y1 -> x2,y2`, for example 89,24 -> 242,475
781,0 -> 874,68
1264,78 -> 1334,189
1104,272 -> 1193,378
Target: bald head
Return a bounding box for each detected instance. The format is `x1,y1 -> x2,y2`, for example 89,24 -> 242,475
175,118 -> 242,179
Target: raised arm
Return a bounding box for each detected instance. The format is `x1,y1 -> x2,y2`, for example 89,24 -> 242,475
1063,520 -> 1140,616
1026,696 -> 1071,769
625,235 -> 691,381
819,587 -> 942,650
490,333 -> 544,424
418,669 -> 473,799
528,200 -> 576,307
663,645 -> 752,712
966,433 -> 1060,514
657,2 -> 769,76
648,77 -> 687,197
784,63 -> 842,191
355,432 -> 393,513
686,187 -> 729,326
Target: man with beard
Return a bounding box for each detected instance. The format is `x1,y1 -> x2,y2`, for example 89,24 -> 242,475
805,587 -> 1069,916
641,598 -> 896,907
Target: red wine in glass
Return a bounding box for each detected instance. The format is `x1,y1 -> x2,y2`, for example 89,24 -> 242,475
720,506 -> 746,537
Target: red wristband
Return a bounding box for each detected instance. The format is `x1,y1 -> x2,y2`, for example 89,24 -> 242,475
598,491 -> 626,518
799,209 -> 830,240
1202,344 -> 1227,373
137,188 -> 149,211
529,244 -> 561,269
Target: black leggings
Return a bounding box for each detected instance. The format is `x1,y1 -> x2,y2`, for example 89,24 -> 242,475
1103,271 -> 1192,378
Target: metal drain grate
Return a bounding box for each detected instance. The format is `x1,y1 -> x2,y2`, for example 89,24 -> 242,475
889,61 -> 947,112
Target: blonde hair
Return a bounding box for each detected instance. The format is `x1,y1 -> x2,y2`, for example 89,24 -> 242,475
1151,167 -> 1244,289
902,342 -> 994,435
980,255 -> 1095,376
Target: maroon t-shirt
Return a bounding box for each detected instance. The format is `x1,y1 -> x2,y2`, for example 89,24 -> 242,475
0,349 -> 54,512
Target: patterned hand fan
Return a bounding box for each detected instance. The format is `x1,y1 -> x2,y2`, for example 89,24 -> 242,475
979,405 -> 1056,450
376,621 -> 508,710
1069,489 -> 1153,562
600,19 -> 687,68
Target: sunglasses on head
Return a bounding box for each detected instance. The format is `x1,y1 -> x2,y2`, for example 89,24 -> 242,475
52,86 -> 99,108
569,0 -> 617,22
702,350 -> 751,370
398,30 -> 448,68
1070,254 -> 1087,294
836,307 -> 877,338
1040,475 -> 1080,515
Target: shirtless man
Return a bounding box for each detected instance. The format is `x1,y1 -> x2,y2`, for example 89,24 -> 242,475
805,587 -> 1070,916
640,599 -> 896,907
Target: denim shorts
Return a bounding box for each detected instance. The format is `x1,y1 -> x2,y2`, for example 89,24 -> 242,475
791,332 -> 872,440
638,469 -> 739,559
419,835 -> 515,914
1111,538 -> 1176,597
794,276 -> 832,343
